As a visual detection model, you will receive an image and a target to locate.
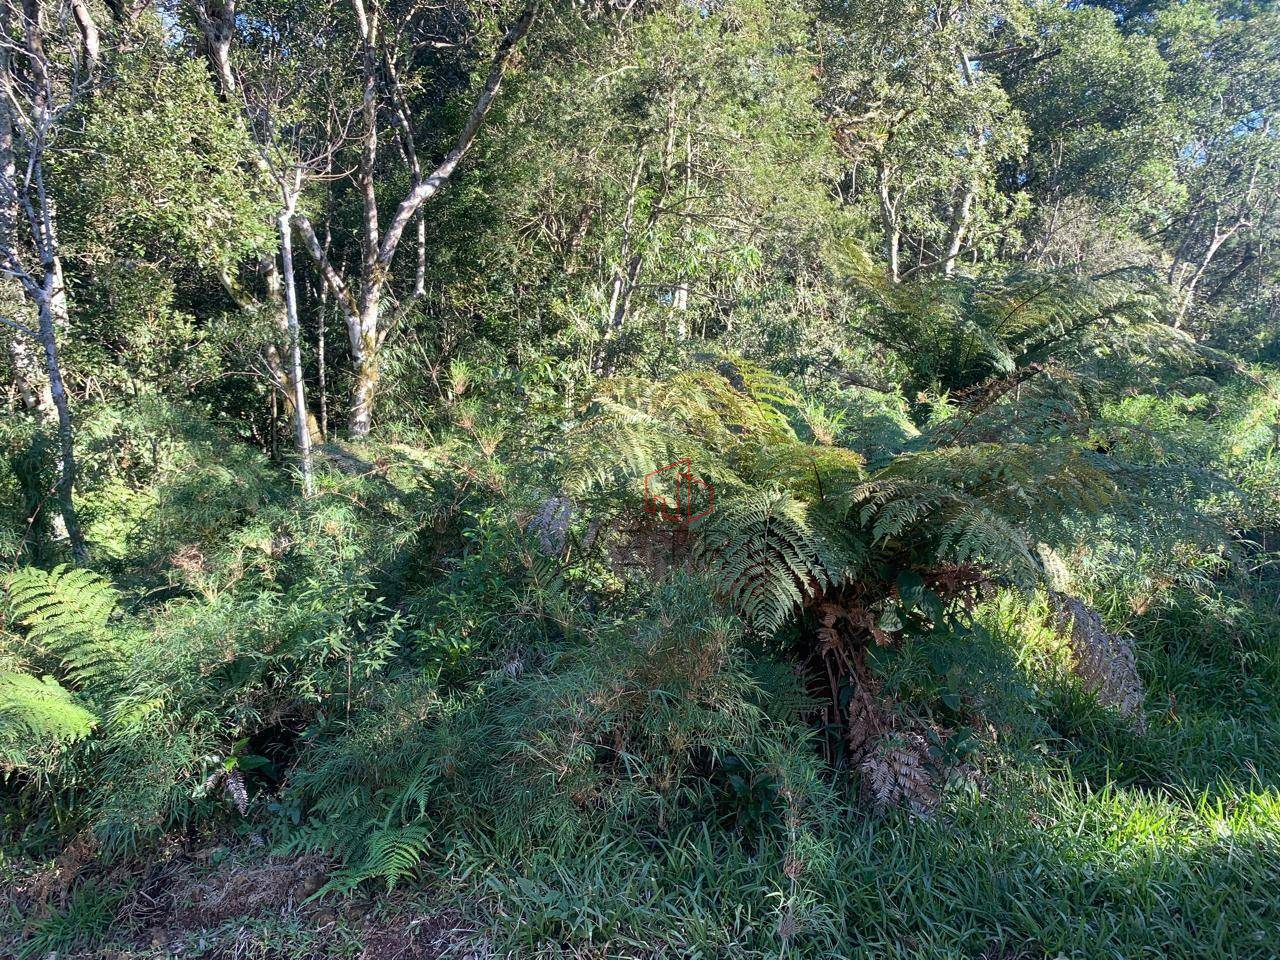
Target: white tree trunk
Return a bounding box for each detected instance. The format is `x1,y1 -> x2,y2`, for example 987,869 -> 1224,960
277,210 -> 314,494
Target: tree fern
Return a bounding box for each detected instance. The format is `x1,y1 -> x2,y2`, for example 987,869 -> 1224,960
0,671 -> 97,769
840,253 -> 1185,394
4,565 -> 123,688
571,361 -> 1122,629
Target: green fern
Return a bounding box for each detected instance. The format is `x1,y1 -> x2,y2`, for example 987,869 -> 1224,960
696,490 -> 863,630
322,823 -> 437,894
361,823 -> 436,889
839,254 -> 1185,394
0,671 -> 98,769
4,564 -> 122,688
570,361 -> 1130,630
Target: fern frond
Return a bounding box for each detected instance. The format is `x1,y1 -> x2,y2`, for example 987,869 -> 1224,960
351,823 -> 436,891
4,565 -> 123,688
876,443 -> 1120,524
844,261 -> 1172,393
0,671 -> 97,768
696,491 -> 864,630
749,442 -> 866,502
565,398 -> 735,497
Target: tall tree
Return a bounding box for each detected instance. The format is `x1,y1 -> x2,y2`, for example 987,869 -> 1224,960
412,0 -> 837,379
819,0 -> 1028,284
0,0 -> 103,561
233,0 -> 363,489
190,0 -> 325,444
291,0 -> 539,438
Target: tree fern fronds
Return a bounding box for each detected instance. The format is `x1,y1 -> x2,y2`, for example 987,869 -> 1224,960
0,671 -> 97,769
1070,319 -> 1201,369
4,565 -> 123,688
564,399 -> 733,496
930,493 -> 1040,578
869,443 -> 1120,523
842,477 -> 1040,578
844,473 -> 1034,570
749,442 -> 866,503
568,359 -> 828,508
592,360 -> 801,450
845,474 -> 942,536
926,366 -> 1095,447
844,260 -> 1170,393
1048,591 -> 1146,731
725,358 -> 803,424
695,491 -> 862,630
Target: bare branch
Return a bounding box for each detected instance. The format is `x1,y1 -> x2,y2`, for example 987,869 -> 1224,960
0,312 -> 36,338
293,213 -> 358,318
375,3 -> 537,270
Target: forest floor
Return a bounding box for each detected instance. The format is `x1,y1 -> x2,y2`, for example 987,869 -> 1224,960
5,846 -> 485,959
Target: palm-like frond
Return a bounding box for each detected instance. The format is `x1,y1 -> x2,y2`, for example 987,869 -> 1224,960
0,671 -> 97,769
696,490 -> 864,630
4,565 -> 123,688
569,361 -> 1120,629
842,255 -> 1180,393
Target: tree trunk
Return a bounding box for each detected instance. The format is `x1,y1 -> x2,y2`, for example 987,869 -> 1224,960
1174,222 -> 1241,326
193,0 -> 237,97
263,260 -> 322,442
347,292 -> 381,439
4,304 -> 52,415
317,280 -> 329,442
36,268 -> 88,562
195,0 -> 323,445
877,171 -> 901,284
69,0 -> 100,69
0,0 -> 85,558
672,130 -> 693,334
0,13 -> 47,419
940,186 -> 974,276
294,3 -> 538,437
216,263 -> 322,442
277,210 -> 314,494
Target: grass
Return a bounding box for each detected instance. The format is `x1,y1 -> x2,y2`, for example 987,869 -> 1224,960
8,570 -> 1279,959
412,572 -> 1280,960
425,774 -> 1277,958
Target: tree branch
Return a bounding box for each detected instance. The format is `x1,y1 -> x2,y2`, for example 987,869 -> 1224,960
293,213 -> 358,317
0,312 -> 37,338
375,3 -> 537,270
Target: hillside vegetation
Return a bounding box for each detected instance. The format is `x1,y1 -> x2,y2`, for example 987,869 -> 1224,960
2,0 -> 1279,957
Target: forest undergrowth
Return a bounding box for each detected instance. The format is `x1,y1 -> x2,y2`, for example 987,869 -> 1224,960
2,0 -> 1280,957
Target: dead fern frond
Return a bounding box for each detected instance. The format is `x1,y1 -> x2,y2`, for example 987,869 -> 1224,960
860,731 -> 939,815
1049,591 -> 1146,731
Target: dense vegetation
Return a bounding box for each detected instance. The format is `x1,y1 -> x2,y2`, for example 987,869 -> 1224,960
2,0 -> 1279,956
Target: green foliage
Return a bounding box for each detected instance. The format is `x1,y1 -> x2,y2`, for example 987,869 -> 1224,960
1006,1 -> 1182,219
57,44 -> 275,272
843,256 -> 1183,394
4,564 -> 122,688
284,576 -> 822,893
698,490 -> 860,631
2,0 -> 1279,956
422,0 -> 839,379
10,878 -> 125,960
0,672 -> 97,770
570,357 -> 1142,634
